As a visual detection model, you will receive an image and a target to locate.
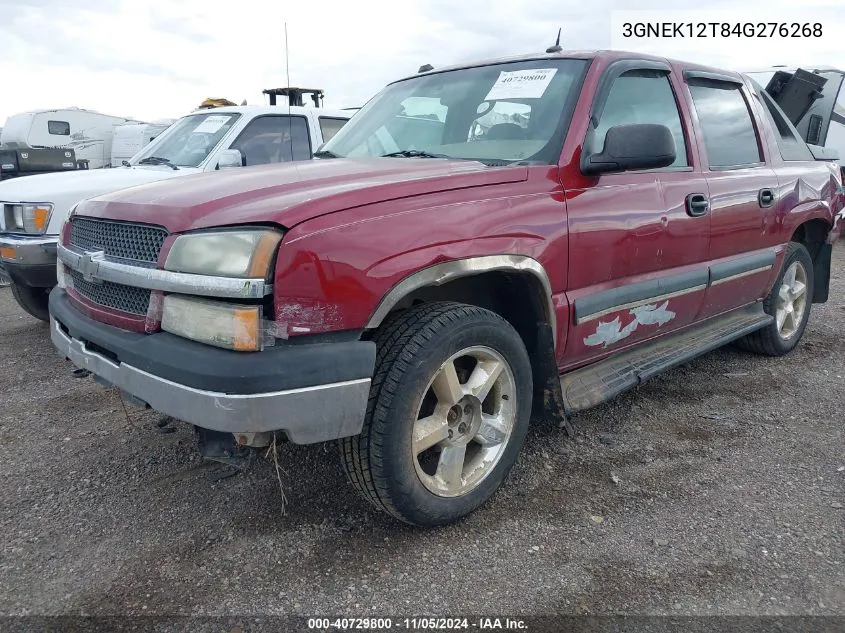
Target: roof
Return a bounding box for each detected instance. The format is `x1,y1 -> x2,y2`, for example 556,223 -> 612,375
6,107 -> 139,119
393,49 -> 740,84
183,104 -> 352,118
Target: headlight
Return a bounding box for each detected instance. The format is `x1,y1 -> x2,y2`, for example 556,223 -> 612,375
161,294 -> 263,351
164,229 -> 283,278
4,203 -> 53,234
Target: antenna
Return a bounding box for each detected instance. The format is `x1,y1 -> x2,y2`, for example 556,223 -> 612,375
546,28 -> 562,54
285,21 -> 293,162
284,22 -> 291,92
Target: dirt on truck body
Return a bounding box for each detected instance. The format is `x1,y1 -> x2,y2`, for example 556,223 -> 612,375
48,49 -> 844,526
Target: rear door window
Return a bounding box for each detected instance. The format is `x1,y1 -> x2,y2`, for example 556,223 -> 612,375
688,80 -> 762,168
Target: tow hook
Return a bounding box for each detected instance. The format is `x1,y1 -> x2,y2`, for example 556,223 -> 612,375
195,427 -> 260,470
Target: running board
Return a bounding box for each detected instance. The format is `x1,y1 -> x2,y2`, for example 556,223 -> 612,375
560,304 -> 772,413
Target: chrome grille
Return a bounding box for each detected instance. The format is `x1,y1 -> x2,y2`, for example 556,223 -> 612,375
69,270 -> 151,316
69,217 -> 167,263
66,217 -> 165,316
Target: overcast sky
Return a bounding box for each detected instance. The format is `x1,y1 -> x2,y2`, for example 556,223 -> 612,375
1,0 -> 843,124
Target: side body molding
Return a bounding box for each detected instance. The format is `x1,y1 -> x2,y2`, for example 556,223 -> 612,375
365,255 -> 557,346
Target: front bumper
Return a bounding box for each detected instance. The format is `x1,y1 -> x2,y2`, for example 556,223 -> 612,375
49,289 -> 376,444
0,234 -> 58,287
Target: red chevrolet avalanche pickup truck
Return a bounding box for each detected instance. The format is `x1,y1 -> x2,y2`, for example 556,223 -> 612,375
49,50 -> 844,526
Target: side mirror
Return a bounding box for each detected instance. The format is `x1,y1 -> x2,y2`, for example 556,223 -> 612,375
582,123 -> 676,175
217,149 -> 244,169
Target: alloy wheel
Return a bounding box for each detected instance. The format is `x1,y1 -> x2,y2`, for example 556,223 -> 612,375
775,261 -> 808,340
411,346 -> 517,498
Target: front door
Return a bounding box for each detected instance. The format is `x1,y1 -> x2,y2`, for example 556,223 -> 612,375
563,61 -> 710,369
228,115 -> 313,166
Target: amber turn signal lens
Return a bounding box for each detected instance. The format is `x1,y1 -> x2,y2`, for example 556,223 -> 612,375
247,231 -> 284,278
160,294 -> 262,351
232,307 -> 260,351
33,207 -> 50,232
0,246 -> 16,260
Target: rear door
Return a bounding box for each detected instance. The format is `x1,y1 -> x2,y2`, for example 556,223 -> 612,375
563,60 -> 710,368
683,72 -> 781,319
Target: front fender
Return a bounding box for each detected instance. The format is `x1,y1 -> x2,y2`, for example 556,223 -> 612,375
364,252 -> 554,336
272,233 -> 552,337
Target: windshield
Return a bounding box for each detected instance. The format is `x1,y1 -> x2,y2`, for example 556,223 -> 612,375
131,112 -> 240,167
321,59 -> 587,164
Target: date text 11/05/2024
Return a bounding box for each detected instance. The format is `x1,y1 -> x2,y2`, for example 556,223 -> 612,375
621,22 -> 823,38
307,617 -> 528,630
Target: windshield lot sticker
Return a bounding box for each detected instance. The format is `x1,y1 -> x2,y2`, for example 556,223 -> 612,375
485,68 -> 558,101
194,115 -> 231,134
584,301 -> 676,348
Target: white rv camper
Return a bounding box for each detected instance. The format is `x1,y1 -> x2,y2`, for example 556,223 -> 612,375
109,119 -> 175,166
0,108 -> 142,169
744,66 -> 845,158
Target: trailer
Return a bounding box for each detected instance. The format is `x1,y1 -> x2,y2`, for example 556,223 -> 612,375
109,120 -> 176,167
745,66 -> 845,158
0,107 -> 142,171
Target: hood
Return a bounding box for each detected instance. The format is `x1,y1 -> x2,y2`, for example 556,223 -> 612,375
0,166 -> 198,204
75,159 -> 529,233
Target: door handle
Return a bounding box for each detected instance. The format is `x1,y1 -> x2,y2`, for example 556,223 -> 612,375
686,193 -> 709,217
758,188 -> 776,208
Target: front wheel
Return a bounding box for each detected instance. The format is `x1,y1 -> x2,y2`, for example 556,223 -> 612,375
737,242 -> 813,356
339,302 -> 533,526
10,282 -> 50,322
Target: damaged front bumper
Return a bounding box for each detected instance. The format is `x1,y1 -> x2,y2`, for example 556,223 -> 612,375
49,288 -> 375,444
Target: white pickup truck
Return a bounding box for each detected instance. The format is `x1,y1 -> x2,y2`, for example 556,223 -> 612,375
0,104 -> 352,320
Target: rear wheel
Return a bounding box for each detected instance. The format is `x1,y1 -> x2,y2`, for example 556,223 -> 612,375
737,242 -> 813,356
10,282 -> 50,322
339,302 -> 532,526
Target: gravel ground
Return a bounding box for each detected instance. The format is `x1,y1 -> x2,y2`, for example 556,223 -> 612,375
0,246 -> 843,625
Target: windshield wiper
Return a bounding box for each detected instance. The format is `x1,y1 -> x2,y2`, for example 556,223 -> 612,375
121,160 -> 131,167
137,156 -> 179,170
313,149 -> 341,159
381,149 -> 452,159
382,150 -> 512,166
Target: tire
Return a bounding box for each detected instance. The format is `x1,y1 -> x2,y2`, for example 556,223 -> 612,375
737,242 -> 813,356
339,302 -> 533,526
10,282 -> 50,322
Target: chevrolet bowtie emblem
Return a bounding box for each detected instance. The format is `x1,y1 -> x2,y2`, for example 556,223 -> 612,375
79,250 -> 105,283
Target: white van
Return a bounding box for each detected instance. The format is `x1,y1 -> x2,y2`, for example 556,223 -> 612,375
0,108 -> 142,169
